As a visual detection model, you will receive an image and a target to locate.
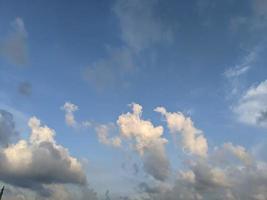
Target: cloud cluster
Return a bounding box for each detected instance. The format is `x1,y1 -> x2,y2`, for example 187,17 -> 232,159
0,17 -> 28,66
233,79 -> 267,128
140,144 -> 267,200
61,101 -> 267,199
0,116 -> 87,196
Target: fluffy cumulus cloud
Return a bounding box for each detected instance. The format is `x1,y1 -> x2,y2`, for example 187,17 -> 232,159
0,17 -> 28,66
0,116 -> 87,197
233,80 -> 267,128
155,106 -> 208,157
0,109 -> 18,146
116,103 -> 170,181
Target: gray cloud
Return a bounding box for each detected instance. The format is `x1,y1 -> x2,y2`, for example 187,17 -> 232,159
0,18 -> 28,66
113,0 -> 173,52
18,81 -> 32,96
143,141 -> 170,182
0,109 -> 18,146
83,47 -> 134,90
83,0 -> 173,90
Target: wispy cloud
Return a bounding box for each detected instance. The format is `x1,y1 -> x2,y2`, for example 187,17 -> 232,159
0,17 -> 29,66
83,0 -> 173,90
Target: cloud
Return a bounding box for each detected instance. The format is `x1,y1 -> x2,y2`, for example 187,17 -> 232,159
3,184 -> 99,200
117,103 -> 170,181
223,48 -> 260,97
118,104 -> 166,154
95,124 -> 121,148
141,150 -> 267,200
113,0 -> 173,52
222,143 -> 251,164
83,0 -> 173,90
233,80 -> 267,128
59,102 -> 267,199
83,47 -> 134,90
0,109 -> 18,146
224,49 -> 257,79
155,106 -> 208,157
0,17 -> 28,66
0,116 -> 87,196
61,102 -> 79,127
17,81 -> 32,96
253,0 -> 267,19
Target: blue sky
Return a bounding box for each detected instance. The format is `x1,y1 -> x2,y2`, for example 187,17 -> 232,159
0,0 -> 267,199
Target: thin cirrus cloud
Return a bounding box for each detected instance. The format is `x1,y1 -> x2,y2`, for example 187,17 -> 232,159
0,17 -> 28,66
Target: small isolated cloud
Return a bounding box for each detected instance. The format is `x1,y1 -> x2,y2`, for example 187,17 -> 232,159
0,17 -> 28,66
18,81 -> 32,96
61,102 -> 79,127
155,106 -> 208,157
0,116 -> 87,196
0,109 -> 18,146
233,80 -> 267,128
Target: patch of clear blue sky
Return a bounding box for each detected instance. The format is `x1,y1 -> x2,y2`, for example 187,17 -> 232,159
0,0 -> 267,193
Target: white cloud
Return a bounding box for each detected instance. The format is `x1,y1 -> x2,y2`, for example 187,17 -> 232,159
233,80 -> 267,128
224,50 -> 257,79
61,102 -> 78,127
117,103 -> 167,155
95,124 -> 121,148
155,106 -> 208,157
117,103 -> 170,181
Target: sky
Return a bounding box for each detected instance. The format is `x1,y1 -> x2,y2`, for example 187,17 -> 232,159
0,0 -> 267,199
